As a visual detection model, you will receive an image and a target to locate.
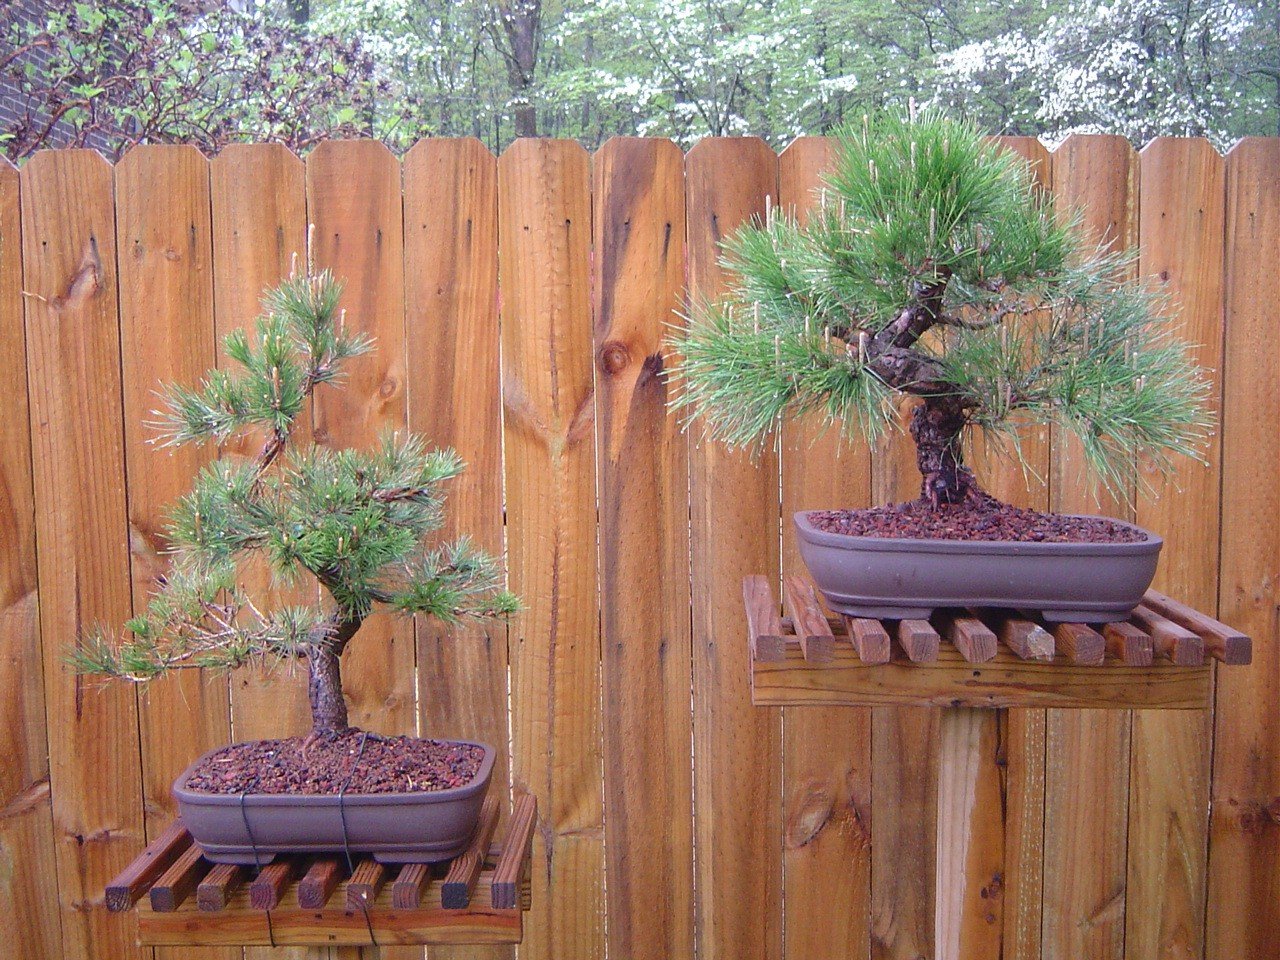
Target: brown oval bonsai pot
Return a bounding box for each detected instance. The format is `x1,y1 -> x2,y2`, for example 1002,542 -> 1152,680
794,511 -> 1162,623
172,739 -> 495,865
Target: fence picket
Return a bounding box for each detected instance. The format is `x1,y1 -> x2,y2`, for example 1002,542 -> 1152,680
114,145 -> 238,960
499,138 -> 604,960
0,156 -> 63,960
686,137 -> 783,960
403,137 -> 511,960
777,136 -> 873,960
594,136 -> 694,960
991,137 -> 1052,960
1127,136 -> 1225,960
1208,137 -> 1280,958
1042,134 -> 1139,960
21,149 -> 146,960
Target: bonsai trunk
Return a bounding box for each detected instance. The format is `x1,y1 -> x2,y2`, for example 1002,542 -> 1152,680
305,613 -> 363,737
307,646 -> 348,737
911,396 -> 980,507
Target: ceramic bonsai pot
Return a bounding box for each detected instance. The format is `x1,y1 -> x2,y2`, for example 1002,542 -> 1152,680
794,511 -> 1162,623
172,739 -> 495,865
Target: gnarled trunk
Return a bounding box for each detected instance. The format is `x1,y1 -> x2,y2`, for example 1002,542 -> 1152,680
307,646 -> 348,736
911,397 -> 980,507
304,614 -> 363,737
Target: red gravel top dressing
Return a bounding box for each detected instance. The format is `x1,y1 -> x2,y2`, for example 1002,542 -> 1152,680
184,730 -> 485,795
807,497 -> 1149,544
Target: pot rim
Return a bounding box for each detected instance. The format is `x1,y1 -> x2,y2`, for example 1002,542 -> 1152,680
172,737 -> 495,807
794,510 -> 1162,556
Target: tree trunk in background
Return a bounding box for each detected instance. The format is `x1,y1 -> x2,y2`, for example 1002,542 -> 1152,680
496,0 -> 542,137
285,0 -> 309,25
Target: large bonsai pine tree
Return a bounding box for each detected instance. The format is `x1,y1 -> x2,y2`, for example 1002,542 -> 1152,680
672,111 -> 1211,506
76,269 -> 517,739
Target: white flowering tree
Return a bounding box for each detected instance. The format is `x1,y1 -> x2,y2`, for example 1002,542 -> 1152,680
933,0 -> 1266,148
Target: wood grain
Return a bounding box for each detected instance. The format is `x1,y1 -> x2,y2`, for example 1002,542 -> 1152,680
1131,136 -> 1218,960
499,138 -> 604,960
104,820 -> 191,911
1207,137 -> 1280,960
1042,135 -> 1137,960
209,143 -> 315,741
401,137 -> 513,960
687,137 -> 782,960
137,873 -> 527,947
0,155 -> 63,960
21,148 -> 146,960
149,842 -> 209,912
306,140 -> 414,743
870,292 -> 940,960
778,136 -> 872,960
984,138 -> 1052,960
593,136 -> 694,960
442,794 -> 501,908
751,643 -> 1212,710
113,152 -> 234,953
935,708 -> 1003,960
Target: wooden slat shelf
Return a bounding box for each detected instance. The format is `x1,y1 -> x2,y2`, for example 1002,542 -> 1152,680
106,793 -> 536,947
747,576 -> 1249,710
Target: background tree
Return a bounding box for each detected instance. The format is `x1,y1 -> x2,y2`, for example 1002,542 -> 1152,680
669,111 -> 1211,506
3,0 -> 1275,155
0,0 -> 425,160
74,269 -> 518,738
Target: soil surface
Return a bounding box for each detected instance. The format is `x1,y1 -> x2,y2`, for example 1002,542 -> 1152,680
807,496 -> 1148,544
184,730 -> 485,795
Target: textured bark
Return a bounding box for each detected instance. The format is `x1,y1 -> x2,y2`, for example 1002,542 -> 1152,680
305,614 -> 362,736
911,397 -> 979,506
307,646 -> 348,736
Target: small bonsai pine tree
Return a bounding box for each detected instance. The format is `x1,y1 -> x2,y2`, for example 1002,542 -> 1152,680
75,269 -> 518,739
671,110 -> 1211,507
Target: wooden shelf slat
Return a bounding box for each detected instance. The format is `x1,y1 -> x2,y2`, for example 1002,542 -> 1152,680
988,612 -> 1054,661
106,820 -> 192,911
346,859 -> 388,912
249,861 -> 294,910
896,619 -> 940,662
1103,621 -> 1154,666
197,863 -> 244,912
845,616 -> 890,664
1052,621 -> 1105,665
392,863 -> 432,910
1143,588 -> 1251,663
150,842 -> 210,913
936,612 -> 997,663
743,575 -> 786,662
297,857 -> 343,909
782,575 -> 836,663
744,576 -> 1244,711
442,793 -> 501,908
1130,603 -> 1205,666
493,793 -> 537,910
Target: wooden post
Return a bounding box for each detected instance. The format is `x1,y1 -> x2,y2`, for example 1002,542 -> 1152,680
935,707 -> 1005,960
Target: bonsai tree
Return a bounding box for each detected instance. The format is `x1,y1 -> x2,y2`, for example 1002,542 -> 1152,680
75,269 -> 518,741
671,110 -> 1211,507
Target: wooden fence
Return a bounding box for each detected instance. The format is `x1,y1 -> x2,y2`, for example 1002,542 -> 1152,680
0,134 -> 1276,960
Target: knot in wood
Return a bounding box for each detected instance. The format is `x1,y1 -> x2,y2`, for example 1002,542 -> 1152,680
599,340 -> 631,376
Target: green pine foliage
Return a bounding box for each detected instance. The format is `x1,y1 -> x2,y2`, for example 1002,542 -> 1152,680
669,109 -> 1212,500
74,269 -> 518,683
